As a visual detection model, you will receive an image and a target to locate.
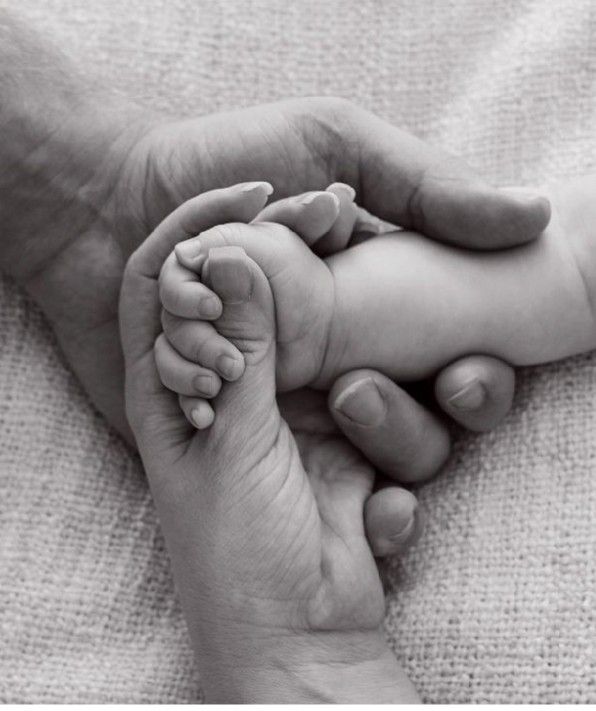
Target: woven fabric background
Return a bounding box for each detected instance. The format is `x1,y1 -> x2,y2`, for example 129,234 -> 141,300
2,0 -> 596,702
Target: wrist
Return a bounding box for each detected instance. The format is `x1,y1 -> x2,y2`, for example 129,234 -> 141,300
196,625 -> 419,703
0,88 -> 154,283
0,8 -> 159,284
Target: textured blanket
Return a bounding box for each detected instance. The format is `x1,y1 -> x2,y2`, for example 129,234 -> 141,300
2,0 -> 596,702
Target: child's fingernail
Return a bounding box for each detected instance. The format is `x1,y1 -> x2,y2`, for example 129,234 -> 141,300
327,182 -> 356,201
207,248 -> 253,303
238,181 -> 274,196
191,402 -> 214,429
333,377 -> 386,426
199,295 -> 221,319
216,354 -> 244,380
300,192 -> 340,210
193,374 -> 217,396
447,378 -> 486,411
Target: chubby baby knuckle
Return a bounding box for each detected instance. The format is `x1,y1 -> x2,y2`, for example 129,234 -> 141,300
193,339 -> 209,365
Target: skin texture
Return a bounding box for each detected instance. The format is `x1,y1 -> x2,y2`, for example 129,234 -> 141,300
0,9 -> 554,701
2,76 -> 541,553
0,10 -> 541,479
166,189 -> 593,389
121,185 -> 421,702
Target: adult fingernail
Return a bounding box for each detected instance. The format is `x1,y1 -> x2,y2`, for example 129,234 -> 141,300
216,354 -> 244,380
300,192 -> 340,210
199,296 -> 221,319
509,190 -> 550,210
447,378 -> 486,411
193,374 -> 217,396
388,508 -> 417,545
191,402 -> 214,429
333,377 -> 386,426
238,181 -> 274,196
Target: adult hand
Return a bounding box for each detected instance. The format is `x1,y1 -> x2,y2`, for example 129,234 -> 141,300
1,14 -> 546,461
120,184 -> 423,702
16,98 -> 533,440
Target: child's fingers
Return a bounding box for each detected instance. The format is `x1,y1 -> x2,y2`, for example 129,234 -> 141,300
311,183 -> 359,257
179,395 -> 215,430
154,333 -> 222,398
252,190 -> 340,246
159,252 -> 223,320
161,309 -> 245,382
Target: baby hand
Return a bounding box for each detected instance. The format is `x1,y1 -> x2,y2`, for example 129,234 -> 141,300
156,183 -> 357,428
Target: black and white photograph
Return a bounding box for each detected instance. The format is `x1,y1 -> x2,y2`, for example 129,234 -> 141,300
1,0 -> 595,704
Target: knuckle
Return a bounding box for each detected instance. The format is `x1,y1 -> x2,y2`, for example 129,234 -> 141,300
194,339 -> 209,365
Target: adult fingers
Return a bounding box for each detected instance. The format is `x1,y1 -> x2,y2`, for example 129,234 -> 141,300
328,369 -> 451,484
435,355 -> 515,432
317,99 -> 551,249
253,190 -> 340,245
364,486 -> 424,558
312,183 -> 359,256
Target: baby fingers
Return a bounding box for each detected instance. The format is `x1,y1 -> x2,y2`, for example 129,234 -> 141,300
159,251 -> 223,320
154,333 -> 222,397
160,309 -> 245,382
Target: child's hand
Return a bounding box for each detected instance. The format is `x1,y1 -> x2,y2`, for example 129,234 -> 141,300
156,184 -> 355,424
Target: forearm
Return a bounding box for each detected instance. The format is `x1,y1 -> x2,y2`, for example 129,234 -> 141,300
0,10 -> 149,282
323,228 -> 596,384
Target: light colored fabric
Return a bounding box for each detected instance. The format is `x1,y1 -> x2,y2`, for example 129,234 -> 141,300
2,0 -> 596,702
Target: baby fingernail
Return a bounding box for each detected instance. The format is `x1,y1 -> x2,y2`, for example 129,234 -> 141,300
193,374 -> 217,396
333,377 -> 386,426
199,295 -> 221,319
216,354 -> 244,380
207,249 -> 253,303
447,378 -> 486,411
239,181 -> 274,196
